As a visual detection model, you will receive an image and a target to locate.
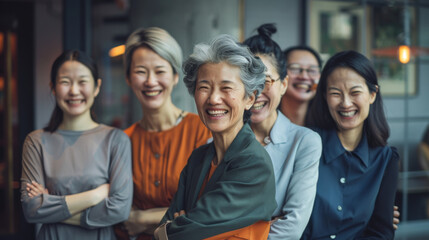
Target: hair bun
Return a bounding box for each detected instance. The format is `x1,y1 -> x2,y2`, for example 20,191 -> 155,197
257,23 -> 277,38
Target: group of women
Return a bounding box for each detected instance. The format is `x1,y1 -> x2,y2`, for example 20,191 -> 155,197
20,23 -> 399,240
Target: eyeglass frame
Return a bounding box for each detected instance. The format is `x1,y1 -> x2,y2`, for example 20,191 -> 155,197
286,64 -> 320,78
264,74 -> 281,88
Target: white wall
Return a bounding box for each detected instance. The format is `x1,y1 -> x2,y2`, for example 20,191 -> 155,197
244,0 -> 301,48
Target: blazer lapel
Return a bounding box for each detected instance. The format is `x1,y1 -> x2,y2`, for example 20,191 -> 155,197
187,143 -> 215,209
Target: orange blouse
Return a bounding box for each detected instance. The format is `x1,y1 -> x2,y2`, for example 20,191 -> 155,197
117,113 -> 212,240
204,221 -> 271,240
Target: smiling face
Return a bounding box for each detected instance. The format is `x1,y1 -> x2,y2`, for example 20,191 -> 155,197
194,62 -> 255,138
54,60 -> 100,119
127,46 -> 178,111
326,67 -> 376,133
284,50 -> 320,103
251,55 -> 287,124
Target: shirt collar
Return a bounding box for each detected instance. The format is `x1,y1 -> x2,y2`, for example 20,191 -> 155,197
322,129 -> 369,167
269,110 -> 289,144
352,131 -> 370,167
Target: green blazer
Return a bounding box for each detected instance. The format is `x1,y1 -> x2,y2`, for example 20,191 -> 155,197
160,123 -> 277,240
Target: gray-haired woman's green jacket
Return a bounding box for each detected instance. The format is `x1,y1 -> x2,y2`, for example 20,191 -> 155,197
158,123 -> 277,240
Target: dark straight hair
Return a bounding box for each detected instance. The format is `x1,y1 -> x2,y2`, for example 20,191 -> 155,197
307,50 -> 389,147
283,45 -> 322,68
243,23 -> 287,80
44,50 -> 99,132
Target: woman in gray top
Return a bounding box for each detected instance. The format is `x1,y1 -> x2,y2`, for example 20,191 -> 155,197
20,50 -> 133,240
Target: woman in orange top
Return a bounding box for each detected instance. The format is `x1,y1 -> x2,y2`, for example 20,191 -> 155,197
115,27 -> 212,240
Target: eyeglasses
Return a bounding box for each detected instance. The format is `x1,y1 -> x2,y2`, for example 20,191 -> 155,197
264,75 -> 281,89
287,64 -> 320,78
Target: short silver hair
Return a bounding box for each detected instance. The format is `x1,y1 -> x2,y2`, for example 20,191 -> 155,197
124,27 -> 183,77
183,34 -> 265,98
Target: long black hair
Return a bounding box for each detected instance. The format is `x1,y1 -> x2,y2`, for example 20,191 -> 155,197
307,50 -> 389,147
243,23 -> 287,80
44,50 -> 99,132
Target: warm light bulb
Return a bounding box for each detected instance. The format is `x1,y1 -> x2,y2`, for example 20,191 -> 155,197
109,45 -> 125,58
399,45 -> 410,64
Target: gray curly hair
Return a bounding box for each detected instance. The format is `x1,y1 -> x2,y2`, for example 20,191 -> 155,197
183,34 -> 266,99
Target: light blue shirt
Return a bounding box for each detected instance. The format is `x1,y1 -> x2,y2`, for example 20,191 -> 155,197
265,111 -> 322,240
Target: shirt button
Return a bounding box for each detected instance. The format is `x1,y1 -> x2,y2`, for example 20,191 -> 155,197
154,180 -> 160,187
340,177 -> 346,184
154,153 -> 160,159
330,234 -> 336,239
337,205 -> 343,211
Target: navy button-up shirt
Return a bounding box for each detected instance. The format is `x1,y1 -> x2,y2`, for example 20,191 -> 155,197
301,128 -> 399,240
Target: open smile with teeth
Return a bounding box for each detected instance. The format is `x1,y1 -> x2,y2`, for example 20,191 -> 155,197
67,100 -> 84,104
339,110 -> 357,117
143,90 -> 162,96
207,109 -> 228,117
293,83 -> 312,92
252,101 -> 267,110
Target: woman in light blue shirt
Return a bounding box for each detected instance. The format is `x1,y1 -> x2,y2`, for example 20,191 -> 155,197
244,23 -> 322,240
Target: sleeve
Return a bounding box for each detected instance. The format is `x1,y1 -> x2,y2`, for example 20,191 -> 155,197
269,131 -> 322,240
163,150 -> 277,240
80,130 -> 133,229
356,146 -> 399,239
160,163 -> 189,224
20,134 -> 73,223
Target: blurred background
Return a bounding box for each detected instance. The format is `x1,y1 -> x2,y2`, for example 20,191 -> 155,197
0,0 -> 428,239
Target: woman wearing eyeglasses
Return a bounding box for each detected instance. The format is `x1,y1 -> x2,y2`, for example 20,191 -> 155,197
280,46 -> 322,126
244,23 -> 322,240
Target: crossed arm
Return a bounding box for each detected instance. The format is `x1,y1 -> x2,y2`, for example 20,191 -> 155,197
25,181 -> 109,225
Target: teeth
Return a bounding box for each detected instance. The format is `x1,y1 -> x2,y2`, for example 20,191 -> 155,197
339,111 -> 356,117
294,83 -> 310,90
252,102 -> 266,110
207,110 -> 227,116
68,100 -> 82,104
144,91 -> 161,96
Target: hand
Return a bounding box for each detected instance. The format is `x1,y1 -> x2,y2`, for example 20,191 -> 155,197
393,205 -> 400,230
173,210 -> 186,219
270,216 -> 282,225
123,208 -> 147,237
26,181 -> 49,198
94,183 -> 110,202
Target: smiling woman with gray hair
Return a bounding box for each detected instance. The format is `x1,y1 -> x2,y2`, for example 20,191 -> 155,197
154,34 -> 277,240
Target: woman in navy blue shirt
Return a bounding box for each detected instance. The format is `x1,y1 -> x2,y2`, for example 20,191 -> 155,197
302,50 -> 399,239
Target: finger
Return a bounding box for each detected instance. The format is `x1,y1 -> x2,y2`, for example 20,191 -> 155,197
394,211 -> 401,217
31,181 -> 42,188
179,210 -> 186,216
393,218 -> 400,224
34,182 -> 47,194
393,224 -> 398,230
394,205 -> 398,210
173,212 -> 179,219
27,183 -> 38,193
